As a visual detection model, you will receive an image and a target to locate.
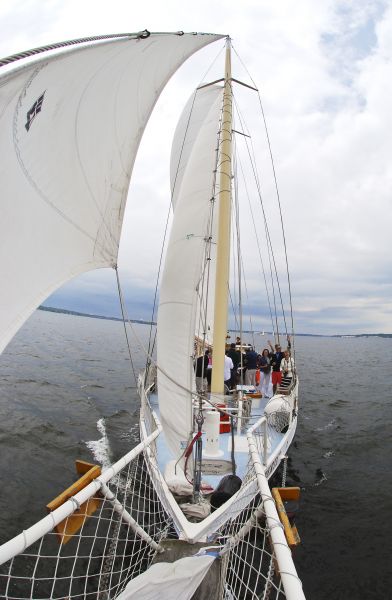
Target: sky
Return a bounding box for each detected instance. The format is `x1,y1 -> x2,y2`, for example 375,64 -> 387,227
0,0 -> 391,336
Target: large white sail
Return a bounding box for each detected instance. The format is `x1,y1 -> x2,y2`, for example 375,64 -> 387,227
170,84 -> 220,210
157,84 -> 223,460
170,83 -> 221,348
0,32 -> 223,353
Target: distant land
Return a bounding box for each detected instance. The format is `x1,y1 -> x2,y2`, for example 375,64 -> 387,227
38,305 -> 155,326
332,333 -> 392,338
38,306 -> 391,338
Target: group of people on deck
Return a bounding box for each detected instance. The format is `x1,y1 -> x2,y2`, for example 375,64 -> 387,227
195,336 -> 295,397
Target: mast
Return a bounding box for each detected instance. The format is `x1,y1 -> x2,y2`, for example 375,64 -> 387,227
211,37 -> 233,395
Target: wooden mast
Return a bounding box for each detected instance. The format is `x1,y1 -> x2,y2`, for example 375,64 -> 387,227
211,37 -> 232,395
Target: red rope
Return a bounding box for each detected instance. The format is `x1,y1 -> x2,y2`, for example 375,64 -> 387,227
183,431 -> 214,493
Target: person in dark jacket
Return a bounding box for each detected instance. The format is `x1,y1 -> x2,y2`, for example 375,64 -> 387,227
244,346 -> 260,386
195,350 -> 209,393
226,343 -> 241,389
268,336 -> 291,394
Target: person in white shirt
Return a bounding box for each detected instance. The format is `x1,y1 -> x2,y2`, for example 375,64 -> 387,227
280,350 -> 295,389
224,353 -> 234,389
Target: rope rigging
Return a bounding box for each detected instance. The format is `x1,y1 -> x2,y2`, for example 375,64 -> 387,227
232,42 -> 296,353
113,41 -> 297,471
231,89 -> 294,353
234,143 -> 277,338
114,266 -> 137,386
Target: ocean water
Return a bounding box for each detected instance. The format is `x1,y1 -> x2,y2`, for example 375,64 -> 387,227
0,309 -> 391,599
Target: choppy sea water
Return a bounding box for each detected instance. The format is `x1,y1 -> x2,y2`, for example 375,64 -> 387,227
0,309 -> 391,599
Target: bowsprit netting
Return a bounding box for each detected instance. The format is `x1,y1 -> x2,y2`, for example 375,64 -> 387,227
0,451 -> 172,600
0,397 -> 303,600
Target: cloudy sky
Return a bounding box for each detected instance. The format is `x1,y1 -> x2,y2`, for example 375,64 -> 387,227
1,0 -> 391,335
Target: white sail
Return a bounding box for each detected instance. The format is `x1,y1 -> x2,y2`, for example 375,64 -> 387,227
170,84 -> 219,210
117,554 -> 216,600
0,32 -> 223,354
170,83 -> 221,349
157,84 -> 223,460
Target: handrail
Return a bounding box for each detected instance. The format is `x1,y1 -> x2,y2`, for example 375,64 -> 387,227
246,423 -> 305,599
0,424 -> 162,566
247,415 -> 269,465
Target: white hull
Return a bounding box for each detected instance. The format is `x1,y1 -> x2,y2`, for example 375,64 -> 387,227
139,373 -> 299,542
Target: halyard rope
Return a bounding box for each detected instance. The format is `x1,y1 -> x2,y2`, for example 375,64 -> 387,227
115,266 -> 137,386
0,31 -> 189,68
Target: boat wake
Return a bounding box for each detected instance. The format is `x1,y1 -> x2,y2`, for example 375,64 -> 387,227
316,418 -> 337,431
322,450 -> 334,459
85,417 -> 112,469
314,468 -> 328,486
119,422 -> 140,444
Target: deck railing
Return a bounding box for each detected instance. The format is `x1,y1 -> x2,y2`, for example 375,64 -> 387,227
246,416 -> 305,599
0,382 -> 304,600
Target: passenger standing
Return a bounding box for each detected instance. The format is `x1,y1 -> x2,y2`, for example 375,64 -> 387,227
206,352 -> 212,389
195,350 -> 209,393
226,343 -> 241,390
268,336 -> 291,394
259,348 -> 272,398
280,350 -> 295,390
244,346 -> 259,387
224,353 -> 234,390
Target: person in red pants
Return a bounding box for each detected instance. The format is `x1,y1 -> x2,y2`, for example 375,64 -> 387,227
268,336 -> 291,394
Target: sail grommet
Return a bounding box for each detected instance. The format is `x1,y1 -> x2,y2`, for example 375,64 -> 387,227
138,29 -> 151,39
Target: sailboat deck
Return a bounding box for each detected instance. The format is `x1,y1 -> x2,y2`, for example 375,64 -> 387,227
148,390 -> 286,487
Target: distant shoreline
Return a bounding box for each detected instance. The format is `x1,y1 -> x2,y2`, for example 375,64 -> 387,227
331,333 -> 392,338
38,305 -> 155,326
38,306 -> 391,338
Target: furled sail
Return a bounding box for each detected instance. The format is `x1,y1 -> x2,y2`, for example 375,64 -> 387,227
157,84 -> 223,460
0,32 -> 223,354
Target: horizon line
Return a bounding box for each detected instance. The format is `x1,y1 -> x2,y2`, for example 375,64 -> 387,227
38,306 -> 392,338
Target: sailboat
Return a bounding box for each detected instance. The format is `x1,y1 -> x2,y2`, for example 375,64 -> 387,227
0,31 -> 304,599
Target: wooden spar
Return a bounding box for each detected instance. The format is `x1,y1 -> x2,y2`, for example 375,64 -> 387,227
272,487 -> 301,548
211,37 -> 232,394
46,461 -> 102,545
